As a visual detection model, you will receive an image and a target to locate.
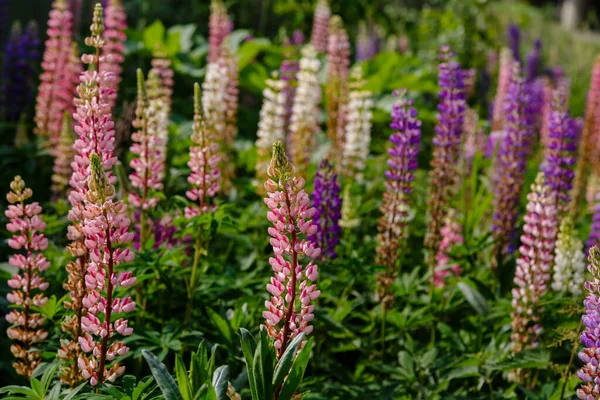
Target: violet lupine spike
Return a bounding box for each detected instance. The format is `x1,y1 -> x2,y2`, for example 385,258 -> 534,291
101,0 -> 127,109
375,90 -> 421,307
510,172 -> 557,354
491,62 -> 535,260
208,0 -> 233,63
356,21 -> 377,62
542,90 -> 580,215
309,160 -> 342,261
424,46 -> 466,267
525,39 -> 542,82
77,153 -> 136,387
5,176 -> 50,378
262,141 -> 321,358
291,29 -> 305,46
186,82 -> 221,218
310,0 -> 330,53
34,0 -> 76,141
433,211 -> 464,288
507,22 -> 521,64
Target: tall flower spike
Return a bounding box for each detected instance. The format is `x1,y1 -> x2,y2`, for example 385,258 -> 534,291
491,62 -> 535,260
491,48 -> 513,132
186,82 -> 221,218
262,141 -> 321,357
280,43 -> 300,140
525,39 -> 542,82
507,23 -> 521,63
587,188 -> 600,255
289,45 -> 321,170
511,172 -> 557,354
256,72 -> 287,186
77,153 -> 135,386
310,0 -> 330,53
424,46 -> 466,267
339,184 -> 360,230
576,246 -> 600,399
309,160 -> 342,261
51,112 -> 76,198
356,21 -> 378,62
433,211 -> 463,288
342,65 -> 373,181
208,0 -> 233,63
34,0 -> 77,142
325,15 -> 350,165
552,217 -> 585,295
149,56 -> 174,174
5,176 -> 49,378
100,0 -> 127,109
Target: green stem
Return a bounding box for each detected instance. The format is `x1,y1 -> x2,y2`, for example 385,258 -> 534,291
184,234 -> 203,324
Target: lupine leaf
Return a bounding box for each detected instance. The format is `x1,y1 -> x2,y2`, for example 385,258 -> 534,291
142,349 -> 184,400
175,354 -> 193,400
277,338 -> 313,400
238,328 -> 259,400
273,332 -> 305,388
211,365 -> 229,400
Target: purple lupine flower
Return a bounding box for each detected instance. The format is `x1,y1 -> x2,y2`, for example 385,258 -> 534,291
492,62 -> 536,258
525,39 -> 542,82
280,57 -> 299,143
507,23 -> 521,63
356,22 -> 378,62
291,29 -> 305,46
587,193 -> 600,255
542,90 -> 580,215
1,22 -> 40,121
309,160 -> 342,261
576,246 -> 600,399
424,46 -> 467,263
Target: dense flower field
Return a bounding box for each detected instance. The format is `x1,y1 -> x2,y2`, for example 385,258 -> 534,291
2,0 -> 600,398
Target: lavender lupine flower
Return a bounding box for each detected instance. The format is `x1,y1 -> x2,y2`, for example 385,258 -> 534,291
376,91 -> 421,306
356,22 -> 378,62
433,211 -> 464,288
507,23 -> 521,63
492,62 -> 535,259
309,160 -> 341,261
424,46 -> 466,266
542,90 -> 580,215
310,0 -> 330,53
77,153 -> 136,386
576,246 -> 600,399
525,39 -> 542,82
100,0 -> 127,109
280,55 -> 300,140
262,141 -> 321,357
552,217 -> 585,295
208,0 -> 232,63
510,173 -> 557,354
5,176 -> 50,378
292,29 -> 305,46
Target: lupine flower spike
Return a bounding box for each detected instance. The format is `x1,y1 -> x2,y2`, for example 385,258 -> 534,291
280,51 -> 300,139
262,141 -> 321,357
289,45 -> 321,170
208,0 -> 233,63
491,48 -> 513,133
376,90 -> 421,306
310,0 -> 330,53
511,172 -> 557,354
149,56 -> 174,174
552,217 -> 585,295
51,112 -> 76,198
577,246 -> 600,399
101,0 -> 127,109
339,185 -> 360,230
342,65 -> 373,181
507,23 -> 521,63
5,176 -> 49,378
587,189 -> 600,254
309,160 -> 342,261
424,46 -> 466,268
433,211 -> 464,287
77,153 -> 136,386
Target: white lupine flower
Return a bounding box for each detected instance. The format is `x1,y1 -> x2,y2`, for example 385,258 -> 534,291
255,73 -> 287,182
289,45 -> 322,169
552,217 -> 586,295
342,66 -> 373,181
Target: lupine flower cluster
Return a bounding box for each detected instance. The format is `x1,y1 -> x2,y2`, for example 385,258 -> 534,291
376,91 -> 421,305
5,176 -> 49,378
256,72 -> 287,185
342,66 -> 373,181
280,54 -> 300,138
525,39 -> 542,82
310,0 -> 330,53
339,185 -> 360,230
507,23 -> 521,63
424,46 -> 466,264
491,48 -> 513,132
262,141 -> 321,357
149,56 -> 174,171
186,83 -> 221,218
77,153 -> 136,386
100,0 -> 127,109
208,0 -> 233,63
552,217 -> 586,295
588,191 -> 600,255
433,212 -> 464,287
51,113 -> 76,197
289,45 -> 321,170
325,15 -> 350,164
511,173 -> 557,354
309,160 -> 342,261
356,21 -> 378,62
1,22 -> 39,121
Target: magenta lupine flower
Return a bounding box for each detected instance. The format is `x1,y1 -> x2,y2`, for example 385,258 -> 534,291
310,0 -> 330,53
511,172 -> 557,353
262,141 -> 321,357
186,82 -> 221,218
208,0 -> 233,63
77,153 -> 135,386
576,246 -> 600,399
309,160 -> 341,261
100,0 -> 127,109
434,212 -> 463,288
5,176 -> 50,378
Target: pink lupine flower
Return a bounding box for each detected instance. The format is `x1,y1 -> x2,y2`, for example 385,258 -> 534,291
149,56 -> 174,173
4,176 -> 49,378
310,0 -> 330,53
208,0 -> 233,63
186,82 -> 221,218
51,112 -> 76,198
511,172 -> 557,354
100,0 -> 127,109
491,48 -> 513,132
77,153 -> 135,386
262,141 -> 321,357
433,212 -> 464,287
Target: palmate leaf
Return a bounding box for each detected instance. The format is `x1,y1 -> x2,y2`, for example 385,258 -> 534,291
142,349 -> 184,400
